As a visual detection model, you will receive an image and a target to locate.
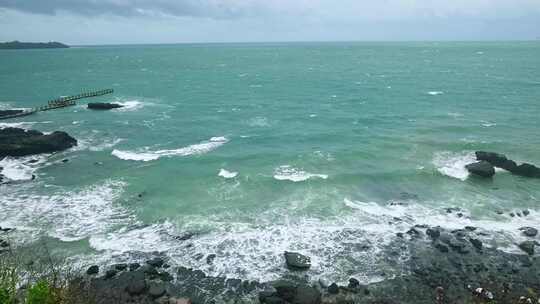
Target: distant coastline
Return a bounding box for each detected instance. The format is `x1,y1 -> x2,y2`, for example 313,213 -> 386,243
0,41 -> 69,50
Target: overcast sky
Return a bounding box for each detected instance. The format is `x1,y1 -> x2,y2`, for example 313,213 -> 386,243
1,0 -> 539,45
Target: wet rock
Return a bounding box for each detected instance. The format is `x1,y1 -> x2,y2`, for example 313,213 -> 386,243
475,151 -> 516,171
466,161 -> 495,178
465,226 -> 477,231
61,159 -> 69,163
147,257 -> 164,268
0,239 -> 10,248
259,291 -> 278,302
295,285 -> 322,304
86,265 -> 99,275
0,128 -> 77,157
328,283 -> 339,294
512,163 -> 540,178
469,238 -> 483,250
174,232 -> 195,241
105,269 -> 118,279
125,271 -> 146,295
87,102 -> 123,110
114,263 -> 127,271
206,254 -> 216,265
284,251 -> 311,270
348,278 -> 360,289
226,278 -> 242,289
148,282 -> 166,299
520,227 -> 538,237
518,241 -> 537,256
406,227 -> 421,238
129,263 -> 140,271
273,281 -> 297,302
426,227 -> 441,239
435,243 -> 449,253
523,210 -> 530,216
159,271 -> 174,282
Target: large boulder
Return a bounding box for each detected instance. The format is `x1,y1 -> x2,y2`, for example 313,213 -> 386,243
465,161 -> 495,178
87,103 -> 123,110
475,151 -> 516,171
284,252 -> 311,270
0,128 -> 77,157
512,163 -> 540,178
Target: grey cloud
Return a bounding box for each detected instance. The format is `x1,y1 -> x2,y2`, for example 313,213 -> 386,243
0,0 -> 261,18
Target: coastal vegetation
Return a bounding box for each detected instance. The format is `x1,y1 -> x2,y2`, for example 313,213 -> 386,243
0,41 -> 69,50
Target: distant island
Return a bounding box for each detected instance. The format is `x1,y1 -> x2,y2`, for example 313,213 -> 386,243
0,41 -> 69,50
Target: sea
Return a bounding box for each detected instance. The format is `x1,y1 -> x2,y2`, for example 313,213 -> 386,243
1,41 -> 539,284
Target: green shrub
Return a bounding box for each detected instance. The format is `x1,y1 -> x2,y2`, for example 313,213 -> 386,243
27,280 -> 54,304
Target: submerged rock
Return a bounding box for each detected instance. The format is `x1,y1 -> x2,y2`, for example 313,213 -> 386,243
0,127 -> 77,157
87,102 -> 123,110
284,251 -> 311,270
518,241 -> 537,256
87,265 -> 100,275
465,161 -> 495,178
520,227 -> 538,237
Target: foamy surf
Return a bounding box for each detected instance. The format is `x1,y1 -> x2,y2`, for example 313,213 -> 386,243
218,169 -> 238,179
427,91 -> 444,96
273,165 -> 328,182
0,180 -> 131,242
0,156 -> 48,182
114,100 -> 144,112
432,151 -> 476,181
112,137 -> 229,162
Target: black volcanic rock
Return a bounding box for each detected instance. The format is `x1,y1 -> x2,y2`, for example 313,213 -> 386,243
87,103 -> 123,110
475,151 -> 515,170
0,110 -> 24,117
465,161 -> 495,178
512,163 -> 540,178
0,127 -> 77,157
284,251 -> 311,270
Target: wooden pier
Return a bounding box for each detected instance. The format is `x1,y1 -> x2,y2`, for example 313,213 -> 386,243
0,89 -> 114,120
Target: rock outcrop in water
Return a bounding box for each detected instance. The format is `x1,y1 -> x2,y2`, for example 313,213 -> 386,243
0,127 -> 77,157
472,151 -> 540,178
88,102 -> 123,110
465,161 -> 495,178
0,109 -> 24,117
284,251 -> 311,270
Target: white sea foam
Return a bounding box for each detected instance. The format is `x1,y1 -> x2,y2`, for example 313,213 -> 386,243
112,137 -> 229,162
0,121 -> 51,130
0,156 -> 48,181
432,151 -> 476,181
218,169 -> 238,179
247,117 -> 270,127
0,180 -> 131,242
481,121 -> 496,127
273,165 -> 328,182
428,91 -> 444,95
115,100 -> 144,112
89,138 -> 124,152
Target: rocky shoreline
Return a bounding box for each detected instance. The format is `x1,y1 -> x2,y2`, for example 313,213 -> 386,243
67,220 -> 539,304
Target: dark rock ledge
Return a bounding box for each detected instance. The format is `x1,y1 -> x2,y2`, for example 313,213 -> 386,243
468,151 -> 540,178
87,103 -> 123,110
0,127 -> 77,158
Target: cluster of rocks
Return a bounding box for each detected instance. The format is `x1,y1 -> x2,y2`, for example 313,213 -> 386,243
0,127 -> 77,158
87,103 -> 124,110
0,226 -> 13,253
466,151 -> 540,178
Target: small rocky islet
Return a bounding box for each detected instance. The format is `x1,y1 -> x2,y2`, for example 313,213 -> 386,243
466,151 -> 540,179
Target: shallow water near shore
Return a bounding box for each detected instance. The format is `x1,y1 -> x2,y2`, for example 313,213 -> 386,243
1,41 -> 540,284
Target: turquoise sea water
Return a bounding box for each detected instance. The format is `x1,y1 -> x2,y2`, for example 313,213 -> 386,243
1,42 -> 539,283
